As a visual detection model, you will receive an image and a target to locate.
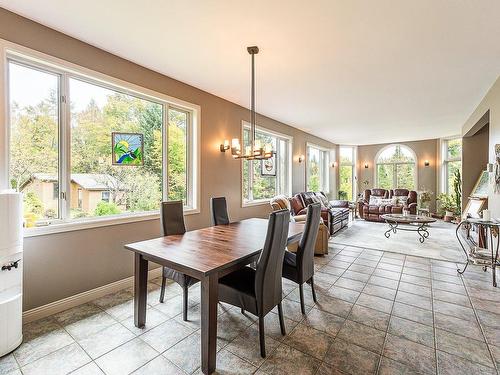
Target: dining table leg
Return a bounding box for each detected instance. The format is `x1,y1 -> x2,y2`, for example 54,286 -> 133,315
200,273 -> 218,374
134,253 -> 148,328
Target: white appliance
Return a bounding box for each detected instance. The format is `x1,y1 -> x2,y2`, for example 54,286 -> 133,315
0,191 -> 23,356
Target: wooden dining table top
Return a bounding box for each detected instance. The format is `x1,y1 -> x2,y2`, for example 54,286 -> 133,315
125,218 -> 304,278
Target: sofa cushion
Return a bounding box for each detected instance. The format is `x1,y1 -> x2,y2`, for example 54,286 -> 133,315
396,196 -> 408,205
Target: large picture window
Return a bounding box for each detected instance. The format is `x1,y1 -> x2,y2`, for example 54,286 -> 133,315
306,144 -> 330,192
339,146 -> 355,200
375,145 -> 416,190
442,137 -> 462,194
6,55 -> 198,228
242,124 -> 291,205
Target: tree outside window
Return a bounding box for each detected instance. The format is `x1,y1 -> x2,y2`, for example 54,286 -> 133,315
375,145 -> 416,190
339,147 -> 355,201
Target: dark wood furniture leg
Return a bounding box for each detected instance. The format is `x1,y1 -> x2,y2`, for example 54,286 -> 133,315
277,302 -> 286,335
258,315 -> 266,357
201,274 -> 218,374
299,283 -> 305,314
183,284 -> 189,321
310,276 -> 317,303
134,253 -> 148,328
159,276 -> 166,303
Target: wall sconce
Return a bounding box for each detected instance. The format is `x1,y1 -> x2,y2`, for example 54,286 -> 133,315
332,161 -> 337,168
364,163 -> 369,169
298,155 -> 305,163
424,160 -> 430,167
220,139 -> 230,152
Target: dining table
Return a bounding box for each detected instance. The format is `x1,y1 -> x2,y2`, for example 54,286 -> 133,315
124,217 -> 304,374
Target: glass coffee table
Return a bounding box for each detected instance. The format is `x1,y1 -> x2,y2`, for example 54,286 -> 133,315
381,214 -> 437,243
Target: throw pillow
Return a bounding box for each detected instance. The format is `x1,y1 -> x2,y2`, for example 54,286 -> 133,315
397,196 -> 408,205
380,198 -> 393,205
369,196 -> 383,205
391,197 -> 398,205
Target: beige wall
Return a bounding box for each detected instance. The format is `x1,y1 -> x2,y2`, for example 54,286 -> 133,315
462,124 -> 489,211
462,76 -> 500,218
357,139 -> 439,211
0,9 -> 337,310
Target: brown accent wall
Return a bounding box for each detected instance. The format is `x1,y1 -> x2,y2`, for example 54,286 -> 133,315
462,76 -> 500,219
0,9 -> 336,310
356,139 -> 439,211
462,124 -> 489,211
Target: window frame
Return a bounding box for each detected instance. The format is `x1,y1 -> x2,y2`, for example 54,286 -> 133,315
240,121 -> 292,207
339,146 -> 356,201
0,40 -> 200,237
374,144 -> 417,190
306,142 -> 331,193
441,136 -> 462,195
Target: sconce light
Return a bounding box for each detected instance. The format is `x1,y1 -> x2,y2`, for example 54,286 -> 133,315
424,160 -> 430,167
220,139 -> 230,152
332,161 -> 338,168
298,155 -> 305,163
487,163 -> 494,173
364,163 -> 369,169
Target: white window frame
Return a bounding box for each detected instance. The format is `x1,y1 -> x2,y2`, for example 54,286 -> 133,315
339,146 -> 356,200
241,121 -> 292,207
306,143 -> 331,193
0,39 -> 200,237
440,136 -> 462,194
374,144 -> 418,189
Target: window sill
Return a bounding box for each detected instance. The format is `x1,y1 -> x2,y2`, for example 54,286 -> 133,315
23,207 -> 200,238
242,199 -> 270,208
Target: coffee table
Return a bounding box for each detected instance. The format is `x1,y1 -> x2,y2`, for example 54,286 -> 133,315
381,214 -> 437,243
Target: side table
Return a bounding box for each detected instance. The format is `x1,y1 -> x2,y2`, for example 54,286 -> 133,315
456,218 -> 499,287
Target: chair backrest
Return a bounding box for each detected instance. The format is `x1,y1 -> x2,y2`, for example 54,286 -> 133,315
255,209 -> 290,315
160,201 -> 186,236
295,203 -> 321,283
210,197 -> 230,225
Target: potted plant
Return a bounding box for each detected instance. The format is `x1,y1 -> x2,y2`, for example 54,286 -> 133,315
453,169 -> 462,218
338,190 -> 348,200
436,193 -> 457,222
418,189 -> 433,210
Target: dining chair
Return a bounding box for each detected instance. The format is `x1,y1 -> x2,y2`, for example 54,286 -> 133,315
158,200 -> 199,321
282,202 -> 321,314
218,209 -> 290,357
210,196 -> 230,225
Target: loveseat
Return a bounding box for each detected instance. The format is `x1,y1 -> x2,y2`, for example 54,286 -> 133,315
288,192 -> 349,234
358,188 -> 417,222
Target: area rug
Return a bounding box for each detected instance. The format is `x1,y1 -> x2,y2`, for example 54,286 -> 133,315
332,219 -> 466,262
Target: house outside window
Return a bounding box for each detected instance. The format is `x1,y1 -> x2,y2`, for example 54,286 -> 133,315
375,145 -> 416,190
306,143 -> 330,193
339,146 -> 355,200
6,52 -> 199,228
242,123 -> 292,205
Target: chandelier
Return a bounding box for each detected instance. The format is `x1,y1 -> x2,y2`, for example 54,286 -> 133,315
220,46 -> 274,160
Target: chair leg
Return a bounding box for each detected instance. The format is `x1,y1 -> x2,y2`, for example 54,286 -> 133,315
159,276 -> 166,303
259,315 -> 266,358
241,308 -> 245,314
310,276 -> 317,303
182,285 -> 189,321
299,283 -> 306,314
277,303 -> 286,335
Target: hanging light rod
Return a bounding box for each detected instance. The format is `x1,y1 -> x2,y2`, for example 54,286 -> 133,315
220,46 -> 274,160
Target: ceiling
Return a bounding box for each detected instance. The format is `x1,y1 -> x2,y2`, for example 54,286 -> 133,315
2,0 -> 500,145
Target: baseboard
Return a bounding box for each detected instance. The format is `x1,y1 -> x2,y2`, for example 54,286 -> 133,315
22,267 -> 162,324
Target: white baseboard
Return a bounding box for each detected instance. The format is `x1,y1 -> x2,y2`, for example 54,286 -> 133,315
22,267 -> 162,324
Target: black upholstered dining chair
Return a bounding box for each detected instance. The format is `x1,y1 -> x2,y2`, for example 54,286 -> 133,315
218,209 -> 290,358
282,202 -> 321,314
158,201 -> 199,321
210,197 -> 230,225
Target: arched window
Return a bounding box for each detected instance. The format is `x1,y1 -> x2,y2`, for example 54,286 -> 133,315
375,145 -> 416,190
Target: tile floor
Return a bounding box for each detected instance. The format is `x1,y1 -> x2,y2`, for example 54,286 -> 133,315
1,244 -> 499,375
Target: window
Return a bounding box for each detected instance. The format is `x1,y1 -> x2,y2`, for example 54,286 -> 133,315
242,124 -> 291,204
375,145 -> 416,190
443,138 -> 462,194
306,144 -> 330,192
6,54 -> 198,228
339,146 -> 355,201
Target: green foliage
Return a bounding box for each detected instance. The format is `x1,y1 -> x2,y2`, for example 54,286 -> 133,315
24,192 -> 43,217
338,190 -> 348,200
94,201 -> 121,216
436,193 -> 457,215
339,165 -> 353,201
453,169 -> 462,213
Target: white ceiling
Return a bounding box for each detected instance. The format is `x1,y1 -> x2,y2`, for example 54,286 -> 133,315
2,0 -> 500,145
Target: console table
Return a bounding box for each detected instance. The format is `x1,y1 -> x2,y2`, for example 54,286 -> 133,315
456,218 -> 499,287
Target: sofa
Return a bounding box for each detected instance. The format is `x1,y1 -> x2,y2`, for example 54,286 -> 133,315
358,188 -> 417,222
270,195 -> 329,255
288,192 -> 349,234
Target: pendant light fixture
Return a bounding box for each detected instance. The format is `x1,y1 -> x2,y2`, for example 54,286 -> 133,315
220,46 -> 274,160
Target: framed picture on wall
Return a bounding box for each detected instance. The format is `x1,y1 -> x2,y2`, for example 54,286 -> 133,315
261,155 -> 277,176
